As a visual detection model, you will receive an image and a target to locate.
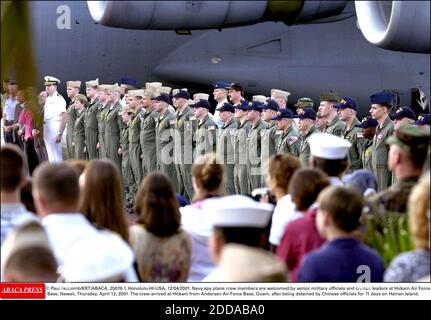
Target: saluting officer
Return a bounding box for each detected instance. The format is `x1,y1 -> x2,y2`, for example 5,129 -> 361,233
173,89 -> 197,200
192,99 -> 218,160
369,91 -> 395,191
233,100 -> 252,195
216,102 -> 238,195
334,97 -> 363,172
355,116 -> 378,172
296,108 -> 320,167
85,78 -> 100,160
273,108 -> 300,157
128,89 -> 144,193
319,92 -> 345,137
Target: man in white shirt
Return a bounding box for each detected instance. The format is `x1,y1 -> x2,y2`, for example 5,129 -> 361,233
212,81 -> 230,128
43,76 -> 67,162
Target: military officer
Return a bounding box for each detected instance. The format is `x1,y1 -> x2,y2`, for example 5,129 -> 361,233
252,95 -> 268,104
173,89 -> 197,200
153,93 -> 179,191
104,84 -> 124,170
270,89 -> 290,109
227,82 -> 245,106
296,108 -> 320,167
96,84 -> 111,159
85,78 -> 100,160
315,111 -> 326,132
415,113 -> 431,129
65,80 -> 81,159
192,99 -> 218,160
213,81 -> 230,128
216,102 -> 238,195
128,89 -> 144,193
246,101 -> 267,191
139,88 -> 159,177
119,105 -> 135,211
294,97 -> 314,113
369,91 -> 395,191
233,100 -> 252,195
334,97 -> 363,172
72,94 -> 88,160
390,106 -> 416,129
155,86 -> 176,113
355,116 -> 378,172
273,108 -> 300,157
319,92 -> 345,137
119,77 -> 137,107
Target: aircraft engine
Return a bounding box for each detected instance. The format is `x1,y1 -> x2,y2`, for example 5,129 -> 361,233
355,1 -> 430,53
87,1 -> 349,30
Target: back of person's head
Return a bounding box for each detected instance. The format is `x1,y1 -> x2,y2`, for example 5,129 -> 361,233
192,153 -> 224,201
318,186 -> 364,233
66,159 -> 89,176
266,154 -> 301,192
408,172 -> 430,250
1,222 -> 58,282
79,160 -> 128,242
311,156 -> 349,177
32,162 -> 79,212
289,168 -> 330,211
134,172 -> 180,237
1,144 -> 25,193
20,177 -> 37,213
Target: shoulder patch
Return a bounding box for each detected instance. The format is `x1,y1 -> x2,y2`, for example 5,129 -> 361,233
208,125 -> 216,130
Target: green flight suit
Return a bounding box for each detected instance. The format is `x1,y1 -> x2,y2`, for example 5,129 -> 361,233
65,101 -> 77,159
97,103 -> 109,159
194,114 -> 217,159
299,125 -> 320,167
234,119 -> 251,195
72,110 -> 86,160
104,102 -> 123,170
362,138 -> 373,172
85,97 -> 99,160
247,118 -> 267,191
371,116 -> 394,191
156,109 -> 179,192
120,121 -> 134,205
217,118 -> 238,195
277,125 -> 301,157
140,107 -> 159,177
129,108 -> 143,190
324,115 -> 345,137
343,117 -> 363,172
174,106 -> 197,201
260,121 -> 279,186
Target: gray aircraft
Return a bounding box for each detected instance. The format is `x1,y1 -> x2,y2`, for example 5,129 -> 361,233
24,1 -> 431,114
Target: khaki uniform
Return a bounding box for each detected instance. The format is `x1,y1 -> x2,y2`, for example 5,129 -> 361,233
129,109 -> 143,190
97,103 -> 109,159
247,119 -> 267,191
299,125 -> 320,166
260,121 -> 279,185
175,106 -> 197,200
72,110 -> 86,160
85,97 -> 99,160
343,117 -> 363,172
120,121 -> 134,206
324,115 -> 345,137
217,118 -> 238,195
140,107 -> 159,177
104,102 -> 123,170
194,114 -> 217,159
65,101 -> 77,159
156,109 -> 179,192
371,116 -> 394,191
234,120 -> 252,195
276,125 -> 300,157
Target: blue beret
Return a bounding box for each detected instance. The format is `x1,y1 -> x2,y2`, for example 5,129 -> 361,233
120,77 -> 137,86
295,108 -> 316,120
172,90 -> 190,100
247,101 -> 263,112
151,93 -> 170,104
213,81 -> 230,89
261,99 -> 279,112
390,106 -> 416,121
272,108 -> 294,121
191,99 -> 211,109
370,91 -> 393,105
234,99 -> 250,111
335,97 -> 357,111
217,102 -> 235,113
355,116 -> 378,129
415,113 -> 431,126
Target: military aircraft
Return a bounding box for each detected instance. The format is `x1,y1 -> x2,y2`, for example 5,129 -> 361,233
26,1 -> 430,115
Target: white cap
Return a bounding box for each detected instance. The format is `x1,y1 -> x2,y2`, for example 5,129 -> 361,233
252,95 -> 268,103
308,132 -> 352,160
62,232 -> 135,282
193,93 -> 209,101
202,195 -> 274,228
44,76 -> 61,85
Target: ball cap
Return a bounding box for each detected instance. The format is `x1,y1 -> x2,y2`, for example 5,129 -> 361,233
191,99 -> 211,109
355,116 -> 378,129
272,108 -> 294,121
151,93 -> 170,104
217,102 -> 235,113
390,106 -> 416,121
415,113 -> 431,126
308,132 -> 352,160
261,99 -> 279,112
295,107 -> 317,120
213,81 -> 230,89
172,90 -> 190,100
370,91 -> 393,105
335,97 -> 357,111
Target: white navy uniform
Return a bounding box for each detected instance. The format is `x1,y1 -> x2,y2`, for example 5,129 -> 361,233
214,99 -> 227,128
43,92 -> 66,162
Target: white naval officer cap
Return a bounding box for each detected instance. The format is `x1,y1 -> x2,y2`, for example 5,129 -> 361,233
202,195 -> 274,228
308,132 -> 352,160
44,76 -> 61,86
252,95 -> 268,103
62,232 -> 135,282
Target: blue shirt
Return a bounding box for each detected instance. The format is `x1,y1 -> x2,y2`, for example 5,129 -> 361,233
297,238 -> 385,282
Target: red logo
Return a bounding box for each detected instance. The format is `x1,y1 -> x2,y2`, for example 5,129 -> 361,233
0,283 -> 45,299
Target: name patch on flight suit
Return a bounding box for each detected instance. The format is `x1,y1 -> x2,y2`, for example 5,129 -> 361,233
288,136 -> 299,145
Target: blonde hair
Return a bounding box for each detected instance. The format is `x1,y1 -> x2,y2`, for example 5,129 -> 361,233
192,153 -> 224,202
408,172 -> 430,250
